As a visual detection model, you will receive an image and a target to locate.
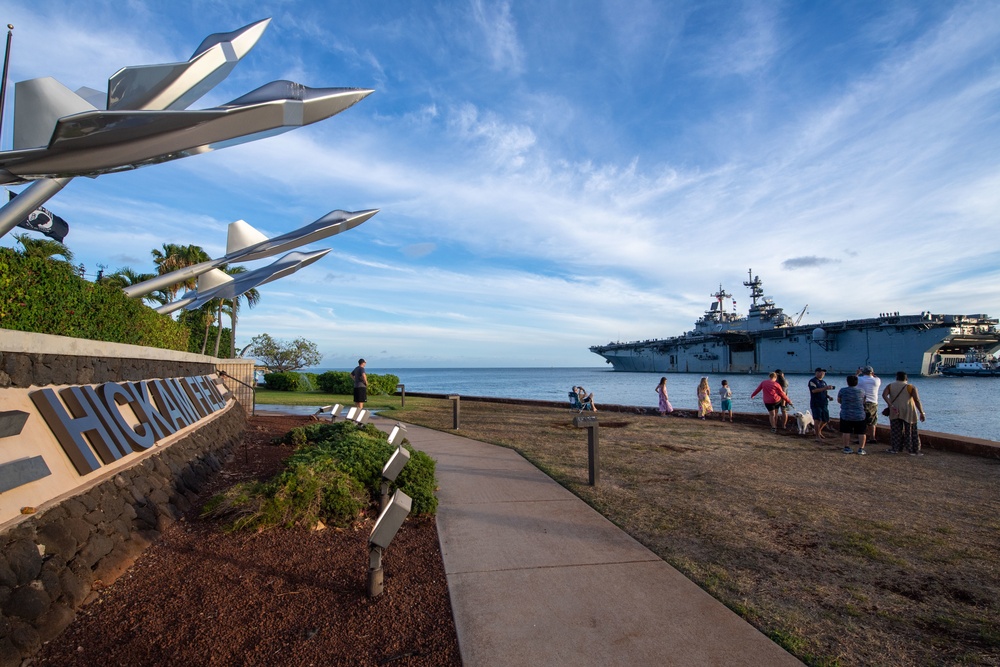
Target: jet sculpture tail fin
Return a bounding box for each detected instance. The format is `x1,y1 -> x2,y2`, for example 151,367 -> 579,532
13,78 -> 97,150
227,219 -> 270,255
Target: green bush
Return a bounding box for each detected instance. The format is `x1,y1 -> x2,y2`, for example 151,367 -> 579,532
0,248 -> 189,350
318,370 -> 353,394
211,420 -> 439,532
203,466 -> 366,531
263,372 -> 300,391
316,371 -> 400,396
281,421 -> 438,515
369,373 -> 401,396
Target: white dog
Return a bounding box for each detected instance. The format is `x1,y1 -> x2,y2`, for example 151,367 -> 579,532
793,411 -> 815,435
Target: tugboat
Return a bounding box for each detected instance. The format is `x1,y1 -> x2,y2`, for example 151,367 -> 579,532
939,349 -> 1000,377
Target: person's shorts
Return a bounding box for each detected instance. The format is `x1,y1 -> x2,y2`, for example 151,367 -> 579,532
777,399 -> 789,413
353,386 -> 368,403
764,401 -> 780,412
810,404 -> 830,422
863,402 -> 878,426
721,399 -> 733,411
839,419 -> 866,434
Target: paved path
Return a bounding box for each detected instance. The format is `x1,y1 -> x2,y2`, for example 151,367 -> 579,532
376,418 -> 802,667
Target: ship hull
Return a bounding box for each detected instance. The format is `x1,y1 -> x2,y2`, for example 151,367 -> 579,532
592,319 -> 1000,376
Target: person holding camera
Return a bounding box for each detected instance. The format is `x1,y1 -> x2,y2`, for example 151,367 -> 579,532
808,367 -> 835,442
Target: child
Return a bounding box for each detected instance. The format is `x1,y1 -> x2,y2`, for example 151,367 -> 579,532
697,377 -> 713,420
719,380 -> 733,422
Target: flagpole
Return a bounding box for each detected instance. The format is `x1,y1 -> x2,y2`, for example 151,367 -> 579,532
0,24 -> 12,149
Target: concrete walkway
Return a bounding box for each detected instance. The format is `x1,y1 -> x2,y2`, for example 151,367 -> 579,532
376,418 -> 802,666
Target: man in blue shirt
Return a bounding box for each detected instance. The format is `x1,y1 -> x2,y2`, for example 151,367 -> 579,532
807,368 -> 834,442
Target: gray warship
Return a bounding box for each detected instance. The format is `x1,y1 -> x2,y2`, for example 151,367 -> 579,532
590,270 -> 1000,376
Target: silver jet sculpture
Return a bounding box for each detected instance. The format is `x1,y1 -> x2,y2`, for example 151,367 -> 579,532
124,208 -> 379,301
0,18 -> 373,238
156,248 -> 333,315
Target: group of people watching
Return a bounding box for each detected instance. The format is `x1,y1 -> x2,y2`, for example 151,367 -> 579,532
808,366 -> 925,455
685,365 -> 927,456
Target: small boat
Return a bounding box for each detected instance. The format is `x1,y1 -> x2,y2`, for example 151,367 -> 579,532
939,349 -> 1000,377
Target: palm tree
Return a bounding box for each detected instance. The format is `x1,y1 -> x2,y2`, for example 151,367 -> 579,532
210,265 -> 259,357
229,281 -> 260,358
13,233 -> 73,262
198,301 -> 217,355
151,243 -> 211,304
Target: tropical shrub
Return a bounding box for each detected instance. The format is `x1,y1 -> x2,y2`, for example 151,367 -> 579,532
316,370 -> 400,395
262,372 -> 300,391
317,370 -> 353,394
368,373 -> 401,396
205,420 -> 438,532
0,248 -> 188,350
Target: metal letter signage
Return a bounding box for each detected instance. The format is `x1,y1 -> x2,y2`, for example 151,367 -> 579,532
29,375 -> 230,476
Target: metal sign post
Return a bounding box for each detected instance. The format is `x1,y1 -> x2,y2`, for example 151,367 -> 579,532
572,415 -> 600,485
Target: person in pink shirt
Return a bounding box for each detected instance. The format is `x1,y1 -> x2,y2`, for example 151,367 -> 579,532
750,372 -> 794,433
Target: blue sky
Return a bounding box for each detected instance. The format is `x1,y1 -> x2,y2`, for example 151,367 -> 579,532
2,1 -> 1000,368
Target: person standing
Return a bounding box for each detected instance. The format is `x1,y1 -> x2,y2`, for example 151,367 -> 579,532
697,377 -> 713,419
856,366 -> 882,444
807,368 -> 835,442
774,369 -> 791,430
881,371 -> 926,455
837,375 -> 867,455
750,372 -> 793,433
654,377 -> 673,415
351,358 -> 368,409
719,379 -> 733,422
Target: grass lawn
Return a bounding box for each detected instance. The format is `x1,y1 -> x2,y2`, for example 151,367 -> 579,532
253,388 -> 439,413
393,398 -> 1000,667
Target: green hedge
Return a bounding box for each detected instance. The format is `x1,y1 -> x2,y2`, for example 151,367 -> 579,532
0,249 -> 189,350
317,370 -> 400,395
317,371 -> 352,393
263,372 -> 301,391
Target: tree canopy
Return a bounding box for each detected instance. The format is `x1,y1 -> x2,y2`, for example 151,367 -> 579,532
247,334 -> 322,372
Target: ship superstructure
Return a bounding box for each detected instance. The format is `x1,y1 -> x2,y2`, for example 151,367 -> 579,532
590,270 -> 1000,376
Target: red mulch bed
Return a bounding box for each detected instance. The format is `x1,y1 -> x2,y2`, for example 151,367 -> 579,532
33,415 -> 462,667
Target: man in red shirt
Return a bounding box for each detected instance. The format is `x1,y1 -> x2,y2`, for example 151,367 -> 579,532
750,372 -> 794,433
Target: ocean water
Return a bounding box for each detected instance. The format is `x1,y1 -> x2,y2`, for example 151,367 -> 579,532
304,367 -> 999,443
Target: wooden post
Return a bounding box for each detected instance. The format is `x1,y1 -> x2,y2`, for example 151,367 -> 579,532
572,415 -> 600,485
448,395 -> 460,429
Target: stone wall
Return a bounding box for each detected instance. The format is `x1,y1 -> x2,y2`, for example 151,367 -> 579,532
0,350 -> 215,389
0,331 -> 250,666
0,406 -> 246,665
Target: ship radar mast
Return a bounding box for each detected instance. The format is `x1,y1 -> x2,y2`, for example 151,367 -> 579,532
711,285 -> 732,313
744,269 -> 764,306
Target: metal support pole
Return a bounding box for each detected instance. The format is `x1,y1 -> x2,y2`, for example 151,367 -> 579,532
380,480 -> 390,513
448,394 -> 460,429
0,25 -> 13,149
0,177 -> 71,239
367,545 -> 384,598
573,415 -> 600,485
396,383 -> 405,407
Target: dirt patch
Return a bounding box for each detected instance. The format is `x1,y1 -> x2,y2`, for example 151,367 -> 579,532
399,400 -> 1000,666
33,415 -> 461,667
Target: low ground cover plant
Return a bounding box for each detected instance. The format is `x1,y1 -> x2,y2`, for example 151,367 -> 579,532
204,421 -> 437,531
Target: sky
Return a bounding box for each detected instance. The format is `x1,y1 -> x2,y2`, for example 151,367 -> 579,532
2,1 -> 1000,369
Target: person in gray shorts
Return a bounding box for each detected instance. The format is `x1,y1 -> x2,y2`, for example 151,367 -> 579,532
351,358 -> 368,408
